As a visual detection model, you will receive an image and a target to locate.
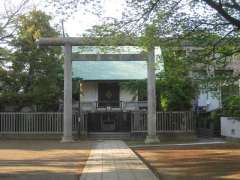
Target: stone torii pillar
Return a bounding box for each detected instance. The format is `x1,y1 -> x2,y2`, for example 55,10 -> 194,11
38,38 -> 76,142
145,49 -> 160,144
62,43 -> 73,142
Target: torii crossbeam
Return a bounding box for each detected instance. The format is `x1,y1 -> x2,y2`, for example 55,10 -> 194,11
37,37 -> 159,144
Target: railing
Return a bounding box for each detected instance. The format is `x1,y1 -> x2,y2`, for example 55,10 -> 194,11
80,101 -> 147,111
87,111 -> 131,132
131,111 -> 195,133
96,101 -> 122,109
131,111 -> 147,132
0,111 -> 195,135
0,112 -> 81,134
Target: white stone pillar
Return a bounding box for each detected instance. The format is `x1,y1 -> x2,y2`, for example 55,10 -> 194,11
62,43 -> 73,142
145,49 -> 160,144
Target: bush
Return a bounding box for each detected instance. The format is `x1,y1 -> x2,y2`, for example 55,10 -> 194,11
223,96 -> 240,117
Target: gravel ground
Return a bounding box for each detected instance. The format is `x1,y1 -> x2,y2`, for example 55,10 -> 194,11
134,143 -> 240,180
0,140 -> 92,180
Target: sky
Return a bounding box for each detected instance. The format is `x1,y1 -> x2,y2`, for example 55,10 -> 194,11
63,0 -> 125,36
0,0 -> 125,36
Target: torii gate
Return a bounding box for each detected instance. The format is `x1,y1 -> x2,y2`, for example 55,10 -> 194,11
38,37 -> 159,144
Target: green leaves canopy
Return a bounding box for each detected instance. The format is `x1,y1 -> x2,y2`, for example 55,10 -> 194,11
157,50 -> 198,111
0,10 -> 63,111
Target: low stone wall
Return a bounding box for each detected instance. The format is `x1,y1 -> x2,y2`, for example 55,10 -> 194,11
221,117 -> 240,138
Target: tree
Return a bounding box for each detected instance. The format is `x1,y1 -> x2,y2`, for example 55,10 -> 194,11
0,0 -> 30,82
127,1 -> 240,54
122,0 -> 239,32
48,0 -> 239,33
121,52 -> 198,111
120,25 -> 198,111
44,0 -> 102,25
48,0 -> 240,62
0,10 -> 63,111
157,49 -> 198,111
0,0 -> 29,43
202,0 -> 240,28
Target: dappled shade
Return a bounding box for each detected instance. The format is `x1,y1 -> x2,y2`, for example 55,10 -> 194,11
0,140 -> 92,180
135,144 -> 240,180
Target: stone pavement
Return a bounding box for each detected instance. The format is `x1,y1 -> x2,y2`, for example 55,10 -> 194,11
80,140 -> 158,180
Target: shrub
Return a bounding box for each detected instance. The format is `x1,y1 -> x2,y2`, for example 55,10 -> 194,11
223,96 -> 240,117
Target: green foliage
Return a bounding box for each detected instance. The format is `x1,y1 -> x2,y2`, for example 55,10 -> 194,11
124,0 -> 240,35
158,78 -> 197,111
121,0 -> 240,79
72,80 -> 82,101
157,50 -> 198,111
121,80 -> 147,101
85,24 -> 138,46
223,96 -> 240,117
168,31 -> 240,94
221,84 -> 239,101
122,47 -> 198,111
86,23 -> 237,112
138,25 -> 159,50
0,10 -> 63,111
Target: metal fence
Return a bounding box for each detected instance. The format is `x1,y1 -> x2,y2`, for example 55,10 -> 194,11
0,112 -> 79,134
0,111 -> 195,135
131,111 -> 195,133
196,112 -> 221,137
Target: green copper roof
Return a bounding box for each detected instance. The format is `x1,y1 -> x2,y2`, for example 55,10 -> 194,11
72,46 -> 143,54
72,61 -> 147,80
71,46 -> 164,80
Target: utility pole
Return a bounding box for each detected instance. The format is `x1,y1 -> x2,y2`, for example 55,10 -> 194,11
61,19 -> 65,37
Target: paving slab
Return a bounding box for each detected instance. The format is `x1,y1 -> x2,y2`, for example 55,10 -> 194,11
80,140 -> 158,180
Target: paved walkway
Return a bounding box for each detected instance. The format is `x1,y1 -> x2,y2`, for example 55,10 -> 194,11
80,140 -> 158,180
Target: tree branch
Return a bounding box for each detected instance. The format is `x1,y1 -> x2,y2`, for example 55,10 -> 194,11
222,1 -> 240,11
202,0 -> 240,28
0,0 -> 29,41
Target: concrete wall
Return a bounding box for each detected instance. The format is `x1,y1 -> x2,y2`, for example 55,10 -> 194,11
221,117 -> 240,138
